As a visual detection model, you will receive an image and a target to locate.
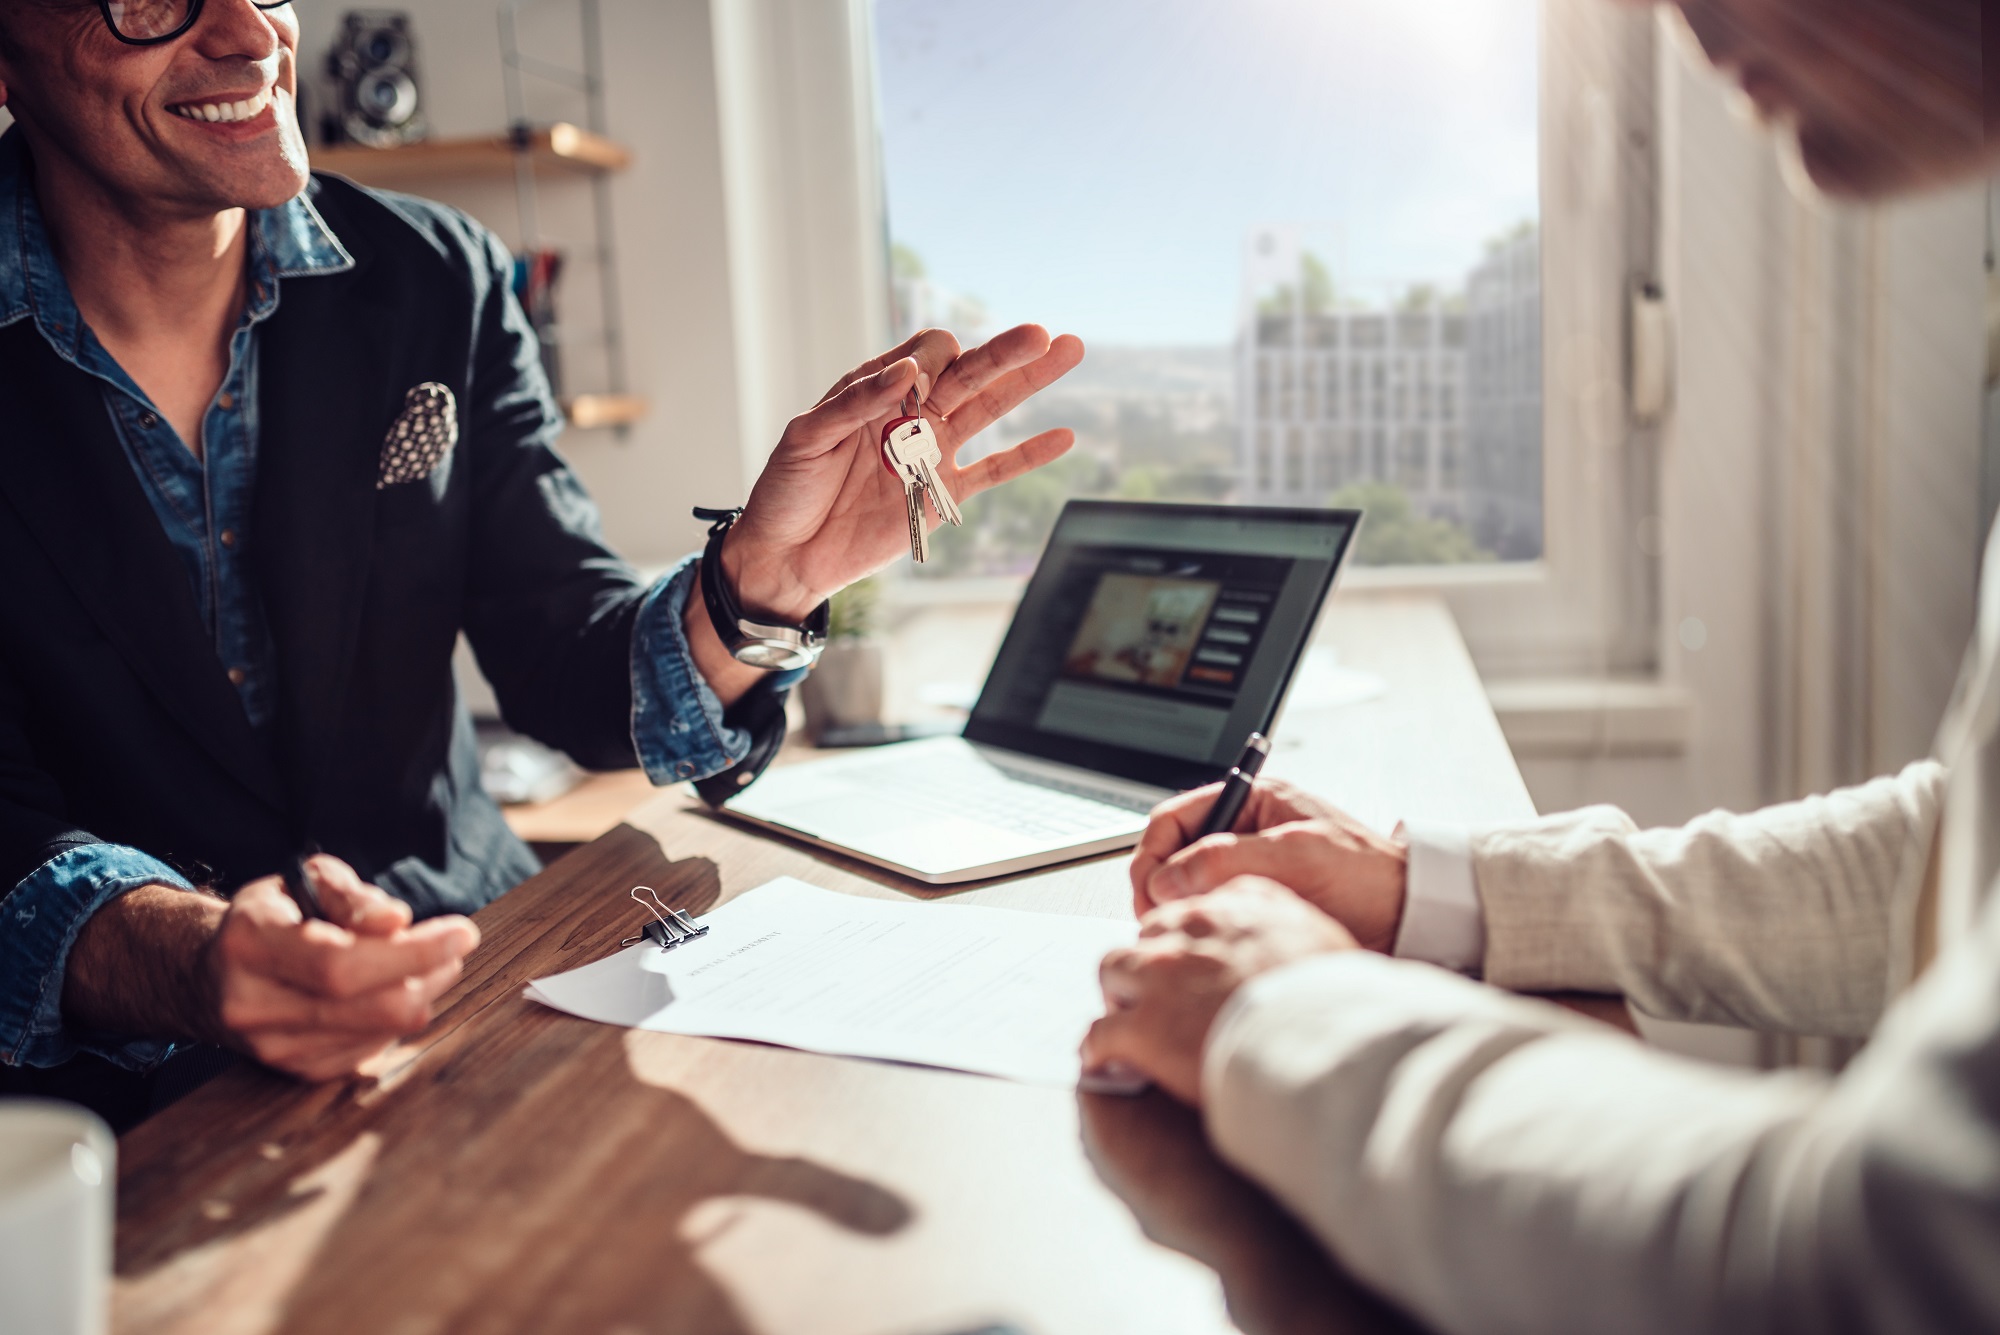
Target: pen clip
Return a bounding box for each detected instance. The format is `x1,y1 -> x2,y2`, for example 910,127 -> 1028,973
282,852 -> 325,921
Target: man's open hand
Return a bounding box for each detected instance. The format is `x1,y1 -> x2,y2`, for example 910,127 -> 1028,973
719,324 -> 1085,622
1083,877 -> 1357,1105
1130,776 -> 1410,952
202,856 -> 479,1080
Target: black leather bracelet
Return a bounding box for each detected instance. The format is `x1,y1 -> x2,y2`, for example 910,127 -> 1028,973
692,507 -> 828,671
692,675 -> 793,806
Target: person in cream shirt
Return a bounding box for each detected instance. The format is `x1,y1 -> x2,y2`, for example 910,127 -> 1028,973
1084,0 -> 1999,1329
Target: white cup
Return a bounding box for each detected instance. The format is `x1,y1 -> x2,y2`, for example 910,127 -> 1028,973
0,1100 -> 115,1335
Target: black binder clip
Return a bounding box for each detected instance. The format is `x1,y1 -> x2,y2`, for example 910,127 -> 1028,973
620,885 -> 711,952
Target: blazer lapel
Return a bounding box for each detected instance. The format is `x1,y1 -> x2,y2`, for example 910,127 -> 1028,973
0,323 -> 288,811
253,258 -> 397,822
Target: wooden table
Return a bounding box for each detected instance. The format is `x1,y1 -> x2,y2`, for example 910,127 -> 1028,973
110,596 -> 1610,1335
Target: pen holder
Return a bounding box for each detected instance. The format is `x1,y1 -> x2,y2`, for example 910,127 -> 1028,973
800,639 -> 884,741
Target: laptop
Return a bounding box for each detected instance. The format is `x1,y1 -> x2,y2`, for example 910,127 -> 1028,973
721,500 -> 1361,884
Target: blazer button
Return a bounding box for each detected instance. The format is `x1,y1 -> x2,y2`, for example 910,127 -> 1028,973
227,667 -> 247,686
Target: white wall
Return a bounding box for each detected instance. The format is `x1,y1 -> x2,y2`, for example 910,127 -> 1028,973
299,0 -> 884,569
1521,30 -> 1989,834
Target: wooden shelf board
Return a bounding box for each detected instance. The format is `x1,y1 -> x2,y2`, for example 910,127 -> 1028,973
562,393 -> 648,430
311,123 -> 631,187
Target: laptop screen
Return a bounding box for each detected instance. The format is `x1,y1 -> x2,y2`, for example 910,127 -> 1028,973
964,500 -> 1359,791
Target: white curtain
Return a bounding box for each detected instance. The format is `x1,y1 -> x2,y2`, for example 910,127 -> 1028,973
710,0 -> 892,493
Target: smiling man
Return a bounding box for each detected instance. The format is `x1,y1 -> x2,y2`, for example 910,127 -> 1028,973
0,0 -> 1081,1125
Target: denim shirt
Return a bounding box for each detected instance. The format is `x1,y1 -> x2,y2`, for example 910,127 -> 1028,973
0,135 -> 757,1072
38,171 -> 352,728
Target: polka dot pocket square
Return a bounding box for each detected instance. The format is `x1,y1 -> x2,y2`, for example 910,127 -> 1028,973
376,382 -> 459,489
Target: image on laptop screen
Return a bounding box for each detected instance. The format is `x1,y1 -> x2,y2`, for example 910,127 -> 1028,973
965,501 -> 1359,791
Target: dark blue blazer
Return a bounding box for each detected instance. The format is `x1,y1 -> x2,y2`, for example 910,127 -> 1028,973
0,174 -> 765,923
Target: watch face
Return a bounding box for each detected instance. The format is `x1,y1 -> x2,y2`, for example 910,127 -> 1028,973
736,639 -> 814,671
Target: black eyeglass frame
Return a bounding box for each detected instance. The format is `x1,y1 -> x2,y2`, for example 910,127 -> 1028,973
96,0 -> 294,47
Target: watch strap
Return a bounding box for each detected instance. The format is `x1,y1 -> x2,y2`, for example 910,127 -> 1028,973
693,507 -> 829,666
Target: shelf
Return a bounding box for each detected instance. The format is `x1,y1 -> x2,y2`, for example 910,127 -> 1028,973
311,123 -> 632,188
561,393 -> 648,430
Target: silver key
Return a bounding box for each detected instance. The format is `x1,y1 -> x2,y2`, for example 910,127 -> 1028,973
885,417 -> 963,528
903,470 -> 930,562
885,441 -> 931,562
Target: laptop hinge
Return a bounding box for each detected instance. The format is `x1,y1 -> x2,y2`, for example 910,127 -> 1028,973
969,744 -> 1174,809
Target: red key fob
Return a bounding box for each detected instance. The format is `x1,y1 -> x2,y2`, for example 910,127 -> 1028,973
880,415 -> 919,476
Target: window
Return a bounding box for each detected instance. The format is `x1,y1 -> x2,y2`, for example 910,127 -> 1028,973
1440,427 -> 1463,490
1396,428 -> 1429,490
1317,428 -> 1343,490
875,0 -> 1542,573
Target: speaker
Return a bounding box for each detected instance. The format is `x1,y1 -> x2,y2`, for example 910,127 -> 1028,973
325,11 -> 426,148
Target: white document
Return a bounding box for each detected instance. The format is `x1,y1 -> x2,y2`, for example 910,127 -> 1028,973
525,877 -> 1139,1089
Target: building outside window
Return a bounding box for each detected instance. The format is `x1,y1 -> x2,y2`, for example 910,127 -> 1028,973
1238,223 -> 1542,563
875,0 -> 1542,574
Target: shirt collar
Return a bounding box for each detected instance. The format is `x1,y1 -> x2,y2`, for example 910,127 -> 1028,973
253,177 -> 354,280
0,127 -> 353,353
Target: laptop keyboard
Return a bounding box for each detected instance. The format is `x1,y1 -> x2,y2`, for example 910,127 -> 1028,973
831,754 -> 1155,840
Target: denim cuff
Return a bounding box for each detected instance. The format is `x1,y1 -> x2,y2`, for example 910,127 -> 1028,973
0,843 -> 193,1071
629,554 -> 801,784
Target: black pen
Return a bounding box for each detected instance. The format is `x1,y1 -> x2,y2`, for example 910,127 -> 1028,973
1195,732 -> 1271,838
281,851 -> 327,922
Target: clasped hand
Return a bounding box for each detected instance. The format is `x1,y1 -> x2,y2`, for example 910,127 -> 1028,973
190,856 -> 477,1080
65,854 -> 478,1083
1083,778 -> 1413,1105
198,857 -> 478,1080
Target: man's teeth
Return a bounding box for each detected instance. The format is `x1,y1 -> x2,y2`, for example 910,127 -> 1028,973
170,88 -> 275,124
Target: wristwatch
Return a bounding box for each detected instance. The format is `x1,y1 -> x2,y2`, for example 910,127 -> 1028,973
692,507 -> 829,671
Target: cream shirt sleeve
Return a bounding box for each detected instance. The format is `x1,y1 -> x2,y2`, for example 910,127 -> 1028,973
1393,820 -> 1486,973
1469,760 -> 1944,1037
1203,907 -> 2000,1335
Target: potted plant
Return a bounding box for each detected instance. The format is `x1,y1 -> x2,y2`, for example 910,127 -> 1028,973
799,577 -> 884,741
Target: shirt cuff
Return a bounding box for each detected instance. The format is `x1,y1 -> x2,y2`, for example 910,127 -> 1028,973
1391,820 -> 1487,976
629,554 -> 805,787
0,844 -> 193,1071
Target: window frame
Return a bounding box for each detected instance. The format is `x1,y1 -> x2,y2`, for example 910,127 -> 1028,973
833,0 -> 1665,681
1373,0 -> 1662,681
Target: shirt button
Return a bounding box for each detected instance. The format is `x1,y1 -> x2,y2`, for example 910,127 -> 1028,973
227,667 -> 247,686
675,762 -> 694,779
219,529 -> 237,548
218,393 -> 234,410
139,411 -> 159,430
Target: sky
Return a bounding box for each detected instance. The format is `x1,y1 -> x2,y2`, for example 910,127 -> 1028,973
874,0 -> 1540,347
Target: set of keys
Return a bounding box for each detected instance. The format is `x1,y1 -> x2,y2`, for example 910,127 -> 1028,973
881,389 -> 962,562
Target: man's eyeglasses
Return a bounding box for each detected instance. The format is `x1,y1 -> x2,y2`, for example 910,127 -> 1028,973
98,0 -> 294,46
